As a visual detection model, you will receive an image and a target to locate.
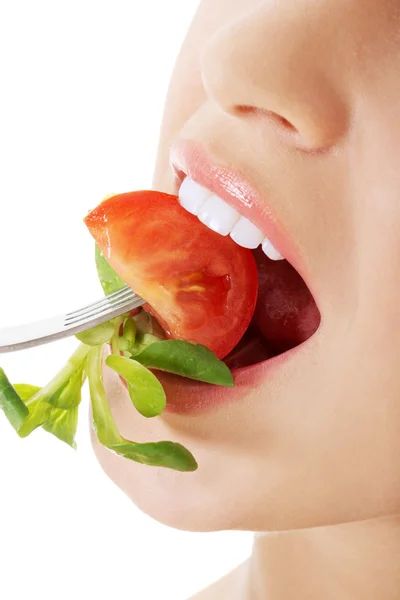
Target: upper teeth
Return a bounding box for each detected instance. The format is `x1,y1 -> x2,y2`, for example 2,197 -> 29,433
178,176 -> 284,260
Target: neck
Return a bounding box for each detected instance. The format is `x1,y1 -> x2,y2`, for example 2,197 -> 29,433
245,516 -> 400,600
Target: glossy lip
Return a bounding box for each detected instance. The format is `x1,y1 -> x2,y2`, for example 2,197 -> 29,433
169,138 -> 311,286
157,338 -> 314,414
155,138 -> 322,415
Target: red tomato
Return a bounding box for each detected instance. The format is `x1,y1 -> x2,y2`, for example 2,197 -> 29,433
85,191 -> 258,359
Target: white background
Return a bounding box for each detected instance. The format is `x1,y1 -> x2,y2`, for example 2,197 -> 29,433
0,2 -> 253,599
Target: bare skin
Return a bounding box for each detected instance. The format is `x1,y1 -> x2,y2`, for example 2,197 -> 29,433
91,1 -> 400,597
190,518 -> 400,599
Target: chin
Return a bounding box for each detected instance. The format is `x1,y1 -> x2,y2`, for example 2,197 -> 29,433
88,352 -> 381,534
89,380 -> 240,532
88,359 -> 262,532
91,438 -> 236,532
92,421 -> 384,535
89,365 -> 329,534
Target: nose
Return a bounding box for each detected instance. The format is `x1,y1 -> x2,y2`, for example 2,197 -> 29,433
200,4 -> 348,151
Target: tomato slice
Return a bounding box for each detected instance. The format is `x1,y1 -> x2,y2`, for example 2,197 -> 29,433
84,191 -> 258,359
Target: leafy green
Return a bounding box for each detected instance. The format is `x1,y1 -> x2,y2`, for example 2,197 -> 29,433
118,317 -> 136,352
32,344 -> 89,406
106,355 -> 166,418
53,364 -> 85,410
110,315 -> 126,356
109,440 -> 198,471
133,340 -> 234,387
128,333 -> 162,357
17,397 -> 52,437
13,384 -> 41,402
95,245 -> 126,295
17,344 -> 89,437
0,369 -> 29,431
88,346 -> 197,471
42,407 -> 79,449
123,318 -> 136,345
14,383 -> 79,448
0,240 -> 238,473
75,321 -> 115,346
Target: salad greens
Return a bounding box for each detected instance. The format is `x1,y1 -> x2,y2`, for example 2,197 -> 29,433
133,340 -> 234,387
13,383 -> 81,447
88,345 -> 197,471
106,354 -> 167,418
76,321 -> 115,346
0,369 -> 29,431
95,246 -> 126,295
0,247 -> 235,472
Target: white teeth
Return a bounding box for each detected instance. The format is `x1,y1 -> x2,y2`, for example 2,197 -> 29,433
178,176 -> 213,215
230,216 -> 265,249
262,237 -> 284,261
178,177 -> 285,260
198,195 -> 240,236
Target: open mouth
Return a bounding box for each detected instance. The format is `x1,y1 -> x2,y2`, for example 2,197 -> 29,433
223,246 -> 321,370
169,149 -> 321,374
86,141 -> 323,414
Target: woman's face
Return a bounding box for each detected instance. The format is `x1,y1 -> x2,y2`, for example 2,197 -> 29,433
92,0 -> 400,532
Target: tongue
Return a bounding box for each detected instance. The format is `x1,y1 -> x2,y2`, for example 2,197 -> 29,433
252,247 -> 321,353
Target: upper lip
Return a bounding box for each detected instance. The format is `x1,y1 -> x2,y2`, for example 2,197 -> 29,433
169,137 -> 306,279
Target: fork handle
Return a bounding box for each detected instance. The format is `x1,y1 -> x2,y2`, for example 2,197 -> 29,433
0,297 -> 144,354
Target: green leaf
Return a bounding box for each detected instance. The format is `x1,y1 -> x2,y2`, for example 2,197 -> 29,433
123,318 -> 136,345
32,344 -> 89,408
15,378 -> 80,448
42,407 -> 79,449
1,346 -> 85,449
110,315 -> 126,356
17,397 -> 53,437
18,344 -> 89,437
106,355 -> 166,418
110,441 -> 198,471
13,384 -> 41,401
128,333 -> 162,357
95,245 -> 126,295
88,346 -> 197,472
12,383 -> 52,438
133,340 -> 234,387
53,365 -> 85,410
118,317 -> 136,351
0,369 -> 29,431
75,321 -> 115,346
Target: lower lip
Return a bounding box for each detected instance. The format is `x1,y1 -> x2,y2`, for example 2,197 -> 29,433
157,342 -> 305,414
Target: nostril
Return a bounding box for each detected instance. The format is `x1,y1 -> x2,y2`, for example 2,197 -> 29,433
273,114 -> 297,132
234,105 -> 299,134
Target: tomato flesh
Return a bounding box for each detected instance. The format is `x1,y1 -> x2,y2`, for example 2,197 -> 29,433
85,191 -> 258,359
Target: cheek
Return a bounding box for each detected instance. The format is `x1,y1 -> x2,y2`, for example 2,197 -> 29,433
276,335 -> 400,526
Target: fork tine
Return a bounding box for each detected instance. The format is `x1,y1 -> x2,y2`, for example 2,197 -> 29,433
0,286 -> 145,354
65,285 -> 132,319
63,297 -> 144,330
64,291 -> 138,327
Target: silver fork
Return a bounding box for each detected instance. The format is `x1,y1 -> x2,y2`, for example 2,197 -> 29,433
0,285 -> 145,354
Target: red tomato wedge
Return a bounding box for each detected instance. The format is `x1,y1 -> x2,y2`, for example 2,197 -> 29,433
84,191 -> 258,359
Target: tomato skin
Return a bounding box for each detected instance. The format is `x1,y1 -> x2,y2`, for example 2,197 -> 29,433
85,191 -> 258,359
